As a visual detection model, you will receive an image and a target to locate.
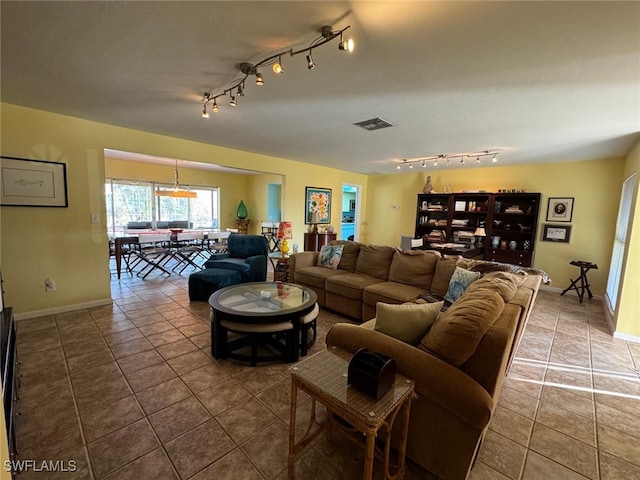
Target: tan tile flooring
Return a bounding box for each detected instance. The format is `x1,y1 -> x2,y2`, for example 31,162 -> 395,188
13,264 -> 640,479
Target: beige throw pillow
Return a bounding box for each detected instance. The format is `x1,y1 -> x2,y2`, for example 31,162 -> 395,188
374,301 -> 444,345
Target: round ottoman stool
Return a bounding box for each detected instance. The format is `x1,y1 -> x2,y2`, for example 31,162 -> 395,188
188,268 -> 241,301
219,319 -> 295,366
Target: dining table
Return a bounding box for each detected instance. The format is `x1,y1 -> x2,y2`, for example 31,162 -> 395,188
112,230 -> 231,279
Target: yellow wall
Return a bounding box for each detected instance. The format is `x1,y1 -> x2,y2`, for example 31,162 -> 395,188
615,140 -> 640,338
366,159 -> 625,297
0,103 -> 368,314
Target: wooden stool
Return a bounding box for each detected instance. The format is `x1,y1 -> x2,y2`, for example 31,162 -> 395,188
219,319 -> 295,366
561,260 -> 598,303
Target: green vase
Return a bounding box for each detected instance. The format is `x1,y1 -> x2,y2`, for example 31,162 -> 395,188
237,200 -> 248,219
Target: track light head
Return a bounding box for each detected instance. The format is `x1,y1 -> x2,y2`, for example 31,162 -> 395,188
422,160 -> 426,168
230,95 -> 237,107
433,159 -> 438,167
461,157 -> 465,165
273,56 -> 284,74
255,72 -> 264,86
492,154 -> 498,163
396,163 -> 401,170
306,54 -> 316,70
237,83 -> 244,96
202,106 -> 209,119
409,163 -> 413,169
338,34 -> 355,52
212,100 -> 219,113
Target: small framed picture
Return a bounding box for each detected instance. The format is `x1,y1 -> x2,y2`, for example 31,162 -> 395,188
542,224 -> 572,243
546,197 -> 574,222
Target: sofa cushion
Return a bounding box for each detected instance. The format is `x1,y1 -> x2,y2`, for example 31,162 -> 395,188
293,266 -> 346,289
363,282 -> 425,306
464,271 -> 527,303
374,301 -> 444,345
317,244 -> 344,269
355,245 -> 395,280
388,249 -> 440,289
430,255 -> 464,297
444,267 -> 481,303
329,240 -> 361,272
326,273 -> 385,301
419,289 -> 505,366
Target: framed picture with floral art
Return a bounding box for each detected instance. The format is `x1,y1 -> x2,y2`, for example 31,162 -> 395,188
305,187 -> 331,224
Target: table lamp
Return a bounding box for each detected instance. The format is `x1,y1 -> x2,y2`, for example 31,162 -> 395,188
473,227 -> 486,248
310,211 -> 320,233
278,221 -> 293,256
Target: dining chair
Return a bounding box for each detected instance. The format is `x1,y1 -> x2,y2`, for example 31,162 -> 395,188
132,233 -> 173,278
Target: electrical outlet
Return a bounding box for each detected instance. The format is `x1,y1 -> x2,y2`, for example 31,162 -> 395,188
90,213 -> 99,223
45,278 -> 56,291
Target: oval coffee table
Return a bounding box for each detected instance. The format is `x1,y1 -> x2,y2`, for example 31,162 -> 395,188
209,282 -> 318,365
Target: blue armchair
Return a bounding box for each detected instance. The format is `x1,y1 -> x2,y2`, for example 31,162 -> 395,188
204,234 -> 268,283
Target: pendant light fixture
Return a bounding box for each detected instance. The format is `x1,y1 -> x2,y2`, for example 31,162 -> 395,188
156,160 -> 197,198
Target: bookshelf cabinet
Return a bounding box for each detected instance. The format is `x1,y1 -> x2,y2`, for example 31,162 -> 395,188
415,192 -> 541,267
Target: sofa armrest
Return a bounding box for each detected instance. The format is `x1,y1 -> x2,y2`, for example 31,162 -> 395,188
326,323 -> 493,429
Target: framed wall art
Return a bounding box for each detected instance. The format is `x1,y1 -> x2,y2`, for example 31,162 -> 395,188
546,197 -> 573,222
1,156 -> 68,207
305,186 -> 332,224
542,224 -> 572,243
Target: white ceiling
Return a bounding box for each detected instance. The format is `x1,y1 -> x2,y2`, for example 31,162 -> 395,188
1,1 -> 639,175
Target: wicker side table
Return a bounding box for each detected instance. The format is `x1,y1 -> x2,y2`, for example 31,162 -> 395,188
288,347 -> 415,480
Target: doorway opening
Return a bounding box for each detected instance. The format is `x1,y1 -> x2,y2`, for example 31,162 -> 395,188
341,184 -> 360,241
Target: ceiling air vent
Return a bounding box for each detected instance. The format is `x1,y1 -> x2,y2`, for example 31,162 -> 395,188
353,117 -> 395,131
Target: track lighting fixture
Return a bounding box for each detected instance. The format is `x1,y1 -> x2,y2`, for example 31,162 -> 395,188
306,54 -> 316,70
202,106 -> 209,119
199,24 -> 352,116
230,95 -> 237,107
394,151 -> 500,170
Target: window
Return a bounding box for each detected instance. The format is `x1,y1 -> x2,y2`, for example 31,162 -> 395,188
106,179 -> 219,234
606,173 -> 636,311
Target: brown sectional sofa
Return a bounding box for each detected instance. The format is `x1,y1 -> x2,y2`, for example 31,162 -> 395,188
290,240 -> 544,479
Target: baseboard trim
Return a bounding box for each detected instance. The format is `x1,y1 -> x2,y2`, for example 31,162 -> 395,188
13,298 -> 113,321
613,331 -> 640,344
539,284 -> 603,301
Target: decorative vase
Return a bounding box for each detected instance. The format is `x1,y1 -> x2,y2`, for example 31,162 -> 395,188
509,240 -> 517,250
500,240 -> 508,249
423,176 -> 433,194
236,200 -> 248,220
491,236 -> 501,248
523,240 -> 531,251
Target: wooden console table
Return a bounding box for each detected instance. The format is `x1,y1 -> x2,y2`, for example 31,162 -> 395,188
304,232 -> 336,251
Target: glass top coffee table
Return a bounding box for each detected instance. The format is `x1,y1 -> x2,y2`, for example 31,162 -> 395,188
209,282 -> 318,365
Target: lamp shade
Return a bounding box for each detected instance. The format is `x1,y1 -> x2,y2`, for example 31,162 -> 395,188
277,221 -> 293,239
473,227 -> 486,237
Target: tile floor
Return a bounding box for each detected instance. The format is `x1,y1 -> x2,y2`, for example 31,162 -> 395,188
13,265 -> 640,479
